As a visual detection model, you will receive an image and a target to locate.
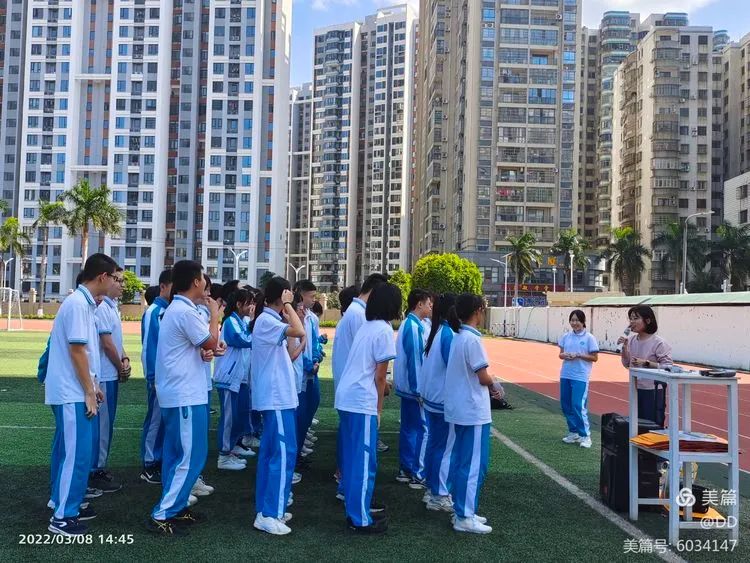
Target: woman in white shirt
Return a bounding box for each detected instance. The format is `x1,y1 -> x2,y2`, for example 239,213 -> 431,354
444,294 -> 502,535
334,283 -> 401,535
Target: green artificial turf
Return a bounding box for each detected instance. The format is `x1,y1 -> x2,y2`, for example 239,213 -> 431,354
0,331 -> 744,562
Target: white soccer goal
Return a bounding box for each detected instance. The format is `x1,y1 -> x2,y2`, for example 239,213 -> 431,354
0,287 -> 23,331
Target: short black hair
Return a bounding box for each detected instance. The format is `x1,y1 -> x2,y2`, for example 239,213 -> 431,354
264,276 -> 291,304
311,301 -> 324,316
144,285 -> 160,306
158,268 -> 173,286
171,260 -> 204,296
339,285 -> 360,313
361,273 -> 389,296
569,309 -> 586,327
407,289 -> 432,312
221,280 -> 240,303
295,279 -> 317,293
80,253 -> 119,282
210,283 -> 224,301
203,273 -> 212,290
365,283 -> 402,322
628,305 -> 658,334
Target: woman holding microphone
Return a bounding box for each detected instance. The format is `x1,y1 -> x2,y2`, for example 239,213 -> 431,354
618,305 -> 672,427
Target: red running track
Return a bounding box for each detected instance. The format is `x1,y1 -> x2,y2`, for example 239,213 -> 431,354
483,337 -> 750,472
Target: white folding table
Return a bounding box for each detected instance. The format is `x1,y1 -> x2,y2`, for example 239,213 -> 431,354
628,367 -> 739,544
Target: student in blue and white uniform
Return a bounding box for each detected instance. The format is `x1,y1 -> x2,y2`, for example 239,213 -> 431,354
90,266 -> 129,494
294,279 -> 322,463
444,294 -> 503,535
335,283 -> 401,534
250,276 -> 306,536
140,269 -> 172,485
417,293 -> 457,512
394,289 -> 433,488
214,288 -> 256,471
558,309 -> 599,449
46,253 -> 119,536
148,260 -> 221,536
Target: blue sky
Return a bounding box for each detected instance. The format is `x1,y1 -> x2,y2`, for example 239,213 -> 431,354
290,0 -> 750,87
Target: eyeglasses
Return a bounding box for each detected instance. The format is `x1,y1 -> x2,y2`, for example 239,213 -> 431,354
107,273 -> 125,284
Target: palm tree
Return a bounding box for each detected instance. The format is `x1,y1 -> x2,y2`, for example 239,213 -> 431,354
506,232 -> 542,304
0,217 -> 31,289
32,201 -> 68,316
600,227 -> 651,296
60,179 -> 123,264
687,271 -> 722,294
652,222 -> 709,294
550,228 -> 590,291
713,222 -> 750,291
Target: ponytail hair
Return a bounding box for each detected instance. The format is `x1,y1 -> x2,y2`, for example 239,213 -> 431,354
223,288 -> 253,325
249,288 -> 264,333
425,293 -> 457,355
448,293 -> 486,333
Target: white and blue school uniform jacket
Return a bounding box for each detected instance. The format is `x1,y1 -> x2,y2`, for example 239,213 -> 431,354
141,296 -> 169,382
197,304 -> 213,392
45,285 -> 100,405
250,308 -> 298,412
335,320 -> 397,416
332,297 -> 366,389
444,325 -> 491,426
213,313 -> 253,393
558,330 -> 599,382
422,317 -> 432,335
291,337 -> 304,394
302,309 -> 322,376
155,295 -> 211,408
96,296 -> 123,383
418,321 -> 454,414
394,312 -> 425,400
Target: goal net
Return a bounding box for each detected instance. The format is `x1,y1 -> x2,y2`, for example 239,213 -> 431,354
0,287 -> 23,331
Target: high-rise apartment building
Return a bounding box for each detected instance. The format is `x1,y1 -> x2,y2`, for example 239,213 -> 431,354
412,0 -> 582,303
300,4 -> 416,292
577,27 -> 599,240
4,0 -> 291,298
611,16 -> 717,295
286,82 -> 313,279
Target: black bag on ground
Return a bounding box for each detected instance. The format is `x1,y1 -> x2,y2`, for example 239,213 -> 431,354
599,413 -> 662,512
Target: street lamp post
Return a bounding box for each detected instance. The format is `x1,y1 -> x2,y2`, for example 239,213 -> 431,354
680,210 -> 714,294
491,252 -> 513,307
224,244 -> 247,281
568,250 -> 574,293
3,257 -> 14,288
288,262 -> 307,284
551,267 -> 557,292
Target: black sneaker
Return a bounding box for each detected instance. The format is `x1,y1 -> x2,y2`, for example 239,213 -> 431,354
347,516 -> 388,534
140,467 -> 162,484
89,470 -> 123,493
146,517 -> 189,536
370,499 -> 387,513
84,486 -> 103,499
408,476 -> 427,490
49,516 -> 88,536
172,508 -> 206,526
78,504 -> 97,521
377,439 -> 390,453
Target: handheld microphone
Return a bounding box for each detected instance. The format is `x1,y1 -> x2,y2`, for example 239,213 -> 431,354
616,327 -> 631,353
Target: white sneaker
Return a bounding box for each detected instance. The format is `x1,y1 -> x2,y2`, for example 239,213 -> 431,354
306,434 -> 318,443
427,495 -> 454,513
562,432 -> 581,444
254,513 -> 292,535
231,444 -> 256,457
231,453 -> 248,464
453,515 -> 492,534
248,436 -> 261,449
422,490 -> 433,504
287,493 -> 294,508
191,476 -> 214,496
188,494 -> 198,507
241,435 -> 255,449
281,512 -> 293,523
311,418 -> 319,426
579,436 -> 592,448
218,454 -> 246,470
304,439 -> 314,448
452,514 -> 486,525
292,472 -> 302,485
300,445 -> 313,457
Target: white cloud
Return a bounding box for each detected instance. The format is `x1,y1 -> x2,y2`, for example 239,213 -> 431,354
582,0 -> 719,28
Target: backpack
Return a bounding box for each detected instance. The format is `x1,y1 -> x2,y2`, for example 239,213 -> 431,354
37,337 -> 51,383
